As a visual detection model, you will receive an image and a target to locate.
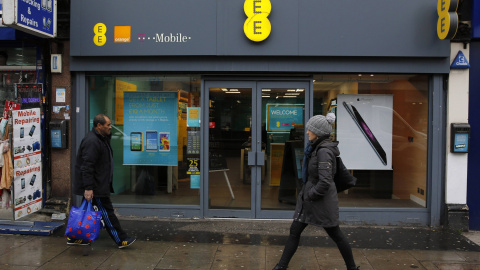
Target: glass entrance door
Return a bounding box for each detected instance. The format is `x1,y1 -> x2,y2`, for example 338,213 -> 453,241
256,81 -> 307,218
204,80 -> 309,218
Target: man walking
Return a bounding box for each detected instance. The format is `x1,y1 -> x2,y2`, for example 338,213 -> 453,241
70,114 -> 136,248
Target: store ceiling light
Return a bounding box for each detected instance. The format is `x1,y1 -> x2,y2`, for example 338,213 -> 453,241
262,89 -> 271,92
287,89 -> 296,92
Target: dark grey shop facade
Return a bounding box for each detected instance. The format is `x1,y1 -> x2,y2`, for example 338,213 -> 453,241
70,0 -> 450,226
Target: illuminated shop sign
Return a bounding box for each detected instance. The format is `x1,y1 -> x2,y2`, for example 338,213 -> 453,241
244,0 -> 271,42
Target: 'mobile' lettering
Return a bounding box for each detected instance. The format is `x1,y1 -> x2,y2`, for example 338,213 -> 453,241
17,110 -> 37,117
155,33 -> 190,43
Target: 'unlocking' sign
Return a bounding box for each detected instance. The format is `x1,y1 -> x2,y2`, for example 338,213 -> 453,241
244,0 -> 271,42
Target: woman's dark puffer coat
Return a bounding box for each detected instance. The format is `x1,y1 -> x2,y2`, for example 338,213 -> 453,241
293,138 -> 340,227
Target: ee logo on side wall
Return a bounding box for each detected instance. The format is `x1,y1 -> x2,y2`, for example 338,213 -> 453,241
244,0 -> 271,42
437,0 -> 458,40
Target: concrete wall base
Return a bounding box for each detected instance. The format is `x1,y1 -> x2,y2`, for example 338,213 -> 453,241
446,204 -> 469,232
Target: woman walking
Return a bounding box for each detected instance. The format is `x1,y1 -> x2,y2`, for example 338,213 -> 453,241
273,113 -> 359,270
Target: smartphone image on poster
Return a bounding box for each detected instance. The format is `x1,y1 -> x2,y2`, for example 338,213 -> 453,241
343,101 -> 387,166
159,132 -> 170,152
30,174 -> 36,186
29,125 -> 36,136
145,131 -> 158,151
130,132 -> 143,151
21,178 -> 25,189
20,127 -> 24,138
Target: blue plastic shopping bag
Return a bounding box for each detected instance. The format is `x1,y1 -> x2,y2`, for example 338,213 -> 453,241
64,200 -> 102,243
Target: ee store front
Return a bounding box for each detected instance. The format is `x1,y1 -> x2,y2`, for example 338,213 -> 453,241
70,0 -> 449,226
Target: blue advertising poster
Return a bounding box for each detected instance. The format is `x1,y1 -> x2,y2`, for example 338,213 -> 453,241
266,104 -> 304,132
187,107 -> 200,127
50,129 -> 61,148
190,175 -> 200,189
123,91 -> 178,165
15,0 -> 55,37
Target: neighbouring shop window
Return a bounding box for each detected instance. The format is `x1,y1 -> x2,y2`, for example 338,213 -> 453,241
87,75 -> 201,205
0,47 -> 38,115
313,74 -> 428,208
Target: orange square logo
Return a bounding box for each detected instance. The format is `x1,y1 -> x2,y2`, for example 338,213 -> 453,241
114,26 -> 131,43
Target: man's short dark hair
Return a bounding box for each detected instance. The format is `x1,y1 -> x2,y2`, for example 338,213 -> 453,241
93,114 -> 108,127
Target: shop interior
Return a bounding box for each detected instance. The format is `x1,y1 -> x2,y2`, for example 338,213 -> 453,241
88,74 -> 428,211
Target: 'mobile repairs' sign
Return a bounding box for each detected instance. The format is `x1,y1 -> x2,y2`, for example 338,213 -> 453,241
2,0 -> 57,38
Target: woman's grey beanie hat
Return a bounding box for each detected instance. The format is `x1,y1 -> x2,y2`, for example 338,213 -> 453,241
305,113 -> 336,136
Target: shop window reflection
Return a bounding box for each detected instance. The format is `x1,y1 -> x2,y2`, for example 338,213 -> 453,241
88,75 -> 201,206
313,74 -> 428,208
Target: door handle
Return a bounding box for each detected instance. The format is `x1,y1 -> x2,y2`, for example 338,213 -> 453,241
248,151 -> 256,166
248,151 -> 265,166
256,151 -> 265,166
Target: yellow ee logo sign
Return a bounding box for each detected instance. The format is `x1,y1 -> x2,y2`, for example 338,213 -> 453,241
93,23 -> 107,46
244,0 -> 271,42
437,0 -> 458,40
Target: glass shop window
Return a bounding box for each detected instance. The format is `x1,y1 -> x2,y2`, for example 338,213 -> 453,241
87,75 -> 201,205
313,74 -> 428,208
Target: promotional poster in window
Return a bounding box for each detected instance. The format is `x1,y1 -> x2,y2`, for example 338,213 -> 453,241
123,91 -> 178,165
337,94 -> 393,170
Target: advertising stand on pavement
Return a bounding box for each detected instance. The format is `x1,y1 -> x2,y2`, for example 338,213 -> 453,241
12,108 -> 42,220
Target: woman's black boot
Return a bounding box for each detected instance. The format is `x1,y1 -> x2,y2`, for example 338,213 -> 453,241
272,263 -> 287,270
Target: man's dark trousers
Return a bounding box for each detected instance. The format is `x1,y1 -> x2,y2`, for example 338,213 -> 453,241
91,196 -> 128,244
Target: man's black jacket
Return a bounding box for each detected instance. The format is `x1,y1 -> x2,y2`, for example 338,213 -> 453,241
73,128 -> 114,197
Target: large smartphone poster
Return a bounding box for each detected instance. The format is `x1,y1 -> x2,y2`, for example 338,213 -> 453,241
12,108 -> 42,220
266,104 -> 304,132
337,94 -> 393,170
123,91 -> 178,165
